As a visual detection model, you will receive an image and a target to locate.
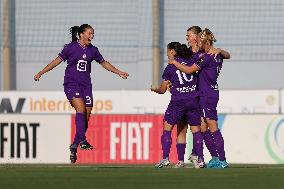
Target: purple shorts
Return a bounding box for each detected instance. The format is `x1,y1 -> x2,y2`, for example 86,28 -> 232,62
164,98 -> 201,126
64,83 -> 93,107
199,96 -> 218,121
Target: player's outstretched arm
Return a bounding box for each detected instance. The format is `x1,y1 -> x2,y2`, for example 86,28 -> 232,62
34,57 -> 62,81
151,80 -> 169,94
168,59 -> 199,74
100,60 -> 129,79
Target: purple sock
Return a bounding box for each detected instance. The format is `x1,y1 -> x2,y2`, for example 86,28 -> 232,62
202,130 -> 218,157
176,143 -> 186,161
191,147 -> 197,156
193,131 -> 204,161
73,112 -> 86,146
161,130 -> 172,159
191,134 -> 197,156
85,115 -> 89,132
212,129 -> 226,161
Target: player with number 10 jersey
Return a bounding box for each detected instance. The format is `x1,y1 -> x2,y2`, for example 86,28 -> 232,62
151,42 -> 204,168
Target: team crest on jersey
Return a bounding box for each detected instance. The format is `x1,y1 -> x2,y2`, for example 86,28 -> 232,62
196,58 -> 204,66
83,54 -> 86,59
196,53 -> 205,66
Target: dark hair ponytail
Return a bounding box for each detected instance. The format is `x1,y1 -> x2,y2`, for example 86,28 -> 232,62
179,44 -> 192,59
69,24 -> 93,42
70,26 -> 79,42
167,42 -> 191,59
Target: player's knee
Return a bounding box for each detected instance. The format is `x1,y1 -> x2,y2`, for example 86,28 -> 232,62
163,121 -> 173,131
208,125 -> 218,133
176,137 -> 186,144
75,108 -> 86,114
190,126 -> 200,133
177,124 -> 187,134
200,125 -> 208,132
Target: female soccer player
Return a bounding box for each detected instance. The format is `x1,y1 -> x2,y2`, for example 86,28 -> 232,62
181,26 -> 219,168
169,28 -> 228,168
176,26 -> 230,168
165,26 -> 222,168
151,42 -> 204,168
34,24 -> 129,163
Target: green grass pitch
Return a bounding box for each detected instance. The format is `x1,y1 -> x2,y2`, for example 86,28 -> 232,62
0,164 -> 284,189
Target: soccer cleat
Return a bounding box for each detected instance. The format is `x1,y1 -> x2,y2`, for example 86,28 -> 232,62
69,145 -> 77,163
217,160 -> 229,168
207,157 -> 219,168
189,154 -> 199,168
70,152 -> 77,163
173,161 -> 186,168
155,158 -> 171,168
198,158 -> 206,168
80,140 -> 94,150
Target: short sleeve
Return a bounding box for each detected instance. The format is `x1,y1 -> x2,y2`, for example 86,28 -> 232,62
93,47 -> 105,63
194,54 -> 207,70
58,44 -> 70,62
216,54 -> 224,62
162,65 -> 171,81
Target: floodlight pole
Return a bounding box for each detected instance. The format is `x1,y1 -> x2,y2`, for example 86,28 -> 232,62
3,0 -> 16,90
152,0 -> 164,88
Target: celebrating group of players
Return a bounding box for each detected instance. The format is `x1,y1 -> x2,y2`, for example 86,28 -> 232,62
34,24 -> 230,168
151,26 -> 230,168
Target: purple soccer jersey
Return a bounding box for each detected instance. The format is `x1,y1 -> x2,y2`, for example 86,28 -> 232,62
59,41 -> 104,106
59,41 -> 104,86
163,57 -> 200,126
194,53 -> 223,96
194,53 -> 224,120
162,57 -> 198,100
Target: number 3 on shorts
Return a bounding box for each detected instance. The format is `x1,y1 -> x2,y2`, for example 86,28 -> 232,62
85,96 -> 92,105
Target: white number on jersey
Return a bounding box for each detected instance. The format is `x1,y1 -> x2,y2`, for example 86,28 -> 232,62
77,60 -> 87,72
176,70 -> 193,85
